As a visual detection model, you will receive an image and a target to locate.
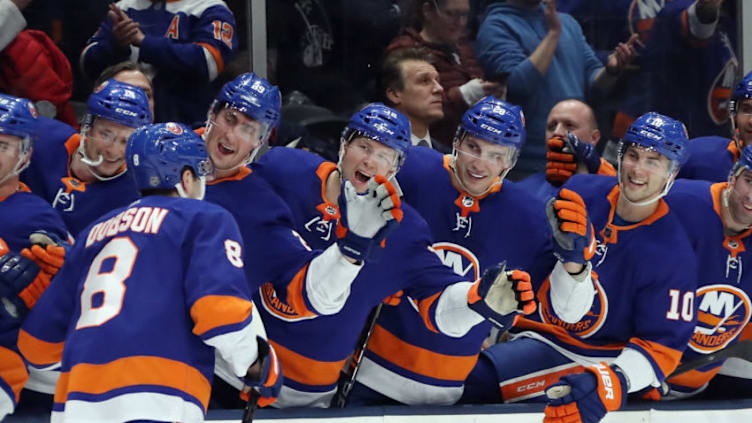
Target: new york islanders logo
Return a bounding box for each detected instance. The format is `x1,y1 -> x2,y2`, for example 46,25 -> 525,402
430,242 -> 480,280
538,276 -> 609,339
689,284 -> 751,354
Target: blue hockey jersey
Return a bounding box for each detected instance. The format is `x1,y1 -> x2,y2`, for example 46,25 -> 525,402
80,0 -> 237,124
20,124 -> 141,238
665,180 -> 752,395
251,147 -> 466,407
354,147 -> 556,405
0,185 -> 69,418
18,196 -> 259,422
513,175 -> 697,392
678,136 -> 737,182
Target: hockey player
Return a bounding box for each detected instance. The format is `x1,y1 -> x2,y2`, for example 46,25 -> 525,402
200,73 -> 402,408
346,96 -> 556,405
461,112 -> 698,423
679,71 -> 752,181
251,101 -> 537,407
0,94 -> 69,420
21,79 -> 152,236
18,122 -> 281,422
660,146 -> 752,399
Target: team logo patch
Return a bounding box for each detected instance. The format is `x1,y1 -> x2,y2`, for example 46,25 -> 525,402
28,103 -> 38,118
430,242 -> 480,280
324,204 -> 337,216
461,195 -> 475,208
538,277 -> 608,338
166,122 -> 183,135
689,284 -> 752,354
259,282 -> 316,322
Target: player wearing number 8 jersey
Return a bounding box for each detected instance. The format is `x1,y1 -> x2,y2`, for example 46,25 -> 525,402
18,123 -> 278,422
462,113 -> 698,423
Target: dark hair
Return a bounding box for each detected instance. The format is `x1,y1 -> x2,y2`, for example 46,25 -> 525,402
405,0 -> 443,30
379,47 -> 434,105
94,61 -> 152,88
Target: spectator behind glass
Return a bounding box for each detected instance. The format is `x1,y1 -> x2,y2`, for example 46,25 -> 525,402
386,0 -> 505,152
475,0 -> 636,178
94,60 -> 155,119
380,47 -> 445,150
643,0 -> 737,139
80,0 -> 237,125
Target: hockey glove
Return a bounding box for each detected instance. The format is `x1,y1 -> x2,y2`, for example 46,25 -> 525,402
336,175 -> 403,262
24,230 -> 70,275
544,363 -> 627,423
546,133 -> 602,184
241,337 -> 283,408
467,261 -> 536,330
546,188 -> 596,265
0,251 -> 47,314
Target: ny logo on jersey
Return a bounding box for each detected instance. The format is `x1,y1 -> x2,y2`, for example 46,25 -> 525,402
52,188 -> 75,212
430,242 -> 480,280
452,212 -> 472,238
304,216 -> 334,241
690,285 -> 751,353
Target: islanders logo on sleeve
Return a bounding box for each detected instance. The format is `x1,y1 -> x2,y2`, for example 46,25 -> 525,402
429,242 -> 480,280
259,282 -> 316,322
689,284 -> 751,354
537,276 -> 609,339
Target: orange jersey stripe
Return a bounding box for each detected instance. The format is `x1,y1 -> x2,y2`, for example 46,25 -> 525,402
17,329 -> 65,367
367,324 -> 479,381
285,264 -> 318,319
268,340 -> 345,386
668,366 -> 721,390
190,295 -> 253,336
629,337 -> 684,379
0,346 -> 29,402
195,42 -> 224,74
53,355 -> 211,410
417,291 -> 442,334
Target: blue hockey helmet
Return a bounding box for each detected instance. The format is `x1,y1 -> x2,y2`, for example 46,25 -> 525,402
213,72 -> 281,143
730,145 -> 752,179
620,112 -> 689,168
86,79 -> 152,128
0,94 -> 38,144
342,103 -> 411,167
456,96 -> 526,150
126,122 -> 213,192
730,72 -> 752,115
0,94 -> 37,183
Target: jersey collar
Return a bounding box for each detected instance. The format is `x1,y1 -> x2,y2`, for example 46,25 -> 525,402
442,155 -> 501,217
600,184 -> 669,244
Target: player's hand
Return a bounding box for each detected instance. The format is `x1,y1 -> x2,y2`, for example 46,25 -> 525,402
24,230 -> 70,276
0,250 -> 47,313
546,133 -> 602,184
241,337 -> 283,408
336,176 -> 403,262
467,261 -> 536,330
544,363 -> 627,423
546,188 -> 596,267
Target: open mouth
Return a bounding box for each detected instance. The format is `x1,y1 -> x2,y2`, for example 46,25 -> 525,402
354,170 -> 371,185
466,169 -> 487,181
626,176 -> 646,188
218,143 -> 235,155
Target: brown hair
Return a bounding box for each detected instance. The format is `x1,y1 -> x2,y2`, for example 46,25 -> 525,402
378,47 -> 434,105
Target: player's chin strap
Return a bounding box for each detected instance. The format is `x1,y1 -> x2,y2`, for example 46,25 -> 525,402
77,129 -> 127,182
616,157 -> 676,207
175,176 -> 207,200
0,137 -> 32,186
448,141 -> 511,198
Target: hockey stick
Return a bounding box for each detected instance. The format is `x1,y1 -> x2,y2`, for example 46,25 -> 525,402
241,389 -> 260,423
545,339 -> 752,399
668,339 -> 752,378
332,302 -> 384,408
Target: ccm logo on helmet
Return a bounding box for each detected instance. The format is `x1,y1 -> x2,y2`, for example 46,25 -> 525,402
480,123 -> 502,134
